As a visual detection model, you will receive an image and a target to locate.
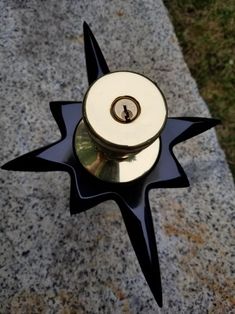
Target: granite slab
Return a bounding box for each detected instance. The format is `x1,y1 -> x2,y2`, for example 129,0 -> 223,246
0,0 -> 234,313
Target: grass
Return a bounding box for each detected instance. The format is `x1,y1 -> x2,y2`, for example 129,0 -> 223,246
164,0 -> 235,179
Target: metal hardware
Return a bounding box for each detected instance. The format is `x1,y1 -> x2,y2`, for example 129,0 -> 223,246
77,71 -> 167,182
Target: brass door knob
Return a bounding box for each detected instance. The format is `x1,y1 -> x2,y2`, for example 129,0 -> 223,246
75,71 -> 167,182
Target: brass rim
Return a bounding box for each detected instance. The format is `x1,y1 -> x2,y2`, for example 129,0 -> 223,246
110,95 -> 141,124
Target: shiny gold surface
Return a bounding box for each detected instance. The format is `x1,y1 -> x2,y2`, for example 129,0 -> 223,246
74,120 -> 160,183
78,71 -> 166,182
83,71 -> 167,155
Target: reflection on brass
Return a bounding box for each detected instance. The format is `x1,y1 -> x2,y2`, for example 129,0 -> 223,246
110,96 -> 141,123
74,120 -> 160,183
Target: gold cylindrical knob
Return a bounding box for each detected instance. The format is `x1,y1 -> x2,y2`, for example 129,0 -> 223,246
75,71 -> 167,182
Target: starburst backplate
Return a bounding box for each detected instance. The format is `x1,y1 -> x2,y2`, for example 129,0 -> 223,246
1,22 -> 219,307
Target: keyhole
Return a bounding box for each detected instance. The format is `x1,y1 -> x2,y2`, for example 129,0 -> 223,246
122,105 -> 133,122
110,96 -> 141,124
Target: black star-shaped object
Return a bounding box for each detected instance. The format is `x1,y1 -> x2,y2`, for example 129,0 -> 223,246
2,22 -> 219,307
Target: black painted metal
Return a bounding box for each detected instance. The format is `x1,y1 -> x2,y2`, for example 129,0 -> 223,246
1,22 -> 220,307
83,21 -> 110,85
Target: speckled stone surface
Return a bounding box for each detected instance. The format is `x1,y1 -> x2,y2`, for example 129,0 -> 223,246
0,1 -> 235,313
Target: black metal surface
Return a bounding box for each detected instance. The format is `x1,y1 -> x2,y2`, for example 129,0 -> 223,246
1,22 -> 220,307
83,21 -> 110,85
